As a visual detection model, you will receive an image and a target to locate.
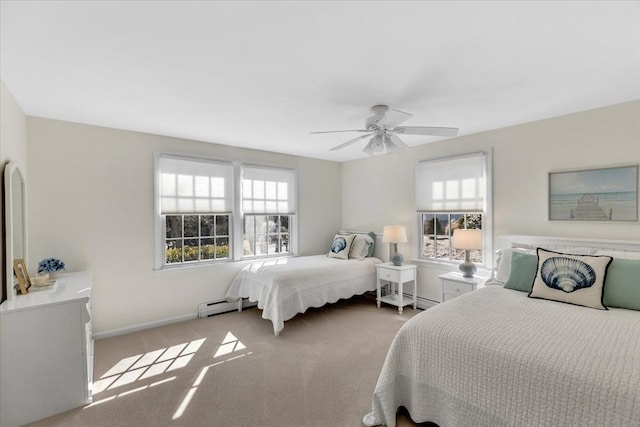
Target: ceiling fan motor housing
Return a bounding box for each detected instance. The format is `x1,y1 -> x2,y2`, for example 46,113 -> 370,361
366,105 -> 390,129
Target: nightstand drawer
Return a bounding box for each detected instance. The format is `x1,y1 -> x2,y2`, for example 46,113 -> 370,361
377,267 -> 401,282
442,280 -> 474,297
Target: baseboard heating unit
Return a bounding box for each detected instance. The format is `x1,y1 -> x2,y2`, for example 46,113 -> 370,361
198,299 -> 257,318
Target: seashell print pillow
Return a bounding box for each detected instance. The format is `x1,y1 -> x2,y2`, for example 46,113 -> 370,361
528,248 -> 613,310
328,233 -> 356,260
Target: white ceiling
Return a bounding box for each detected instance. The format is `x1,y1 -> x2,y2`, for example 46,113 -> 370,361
1,1 -> 639,162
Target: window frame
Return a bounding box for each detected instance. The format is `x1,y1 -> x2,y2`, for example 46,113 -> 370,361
235,164 -> 298,260
154,153 -> 298,269
414,151 -> 493,268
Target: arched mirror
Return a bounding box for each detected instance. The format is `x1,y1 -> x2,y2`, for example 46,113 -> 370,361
4,162 -> 27,301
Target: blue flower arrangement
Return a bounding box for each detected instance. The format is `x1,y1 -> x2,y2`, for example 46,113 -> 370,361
38,258 -> 66,273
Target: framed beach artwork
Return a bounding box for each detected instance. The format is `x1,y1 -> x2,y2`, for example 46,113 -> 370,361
549,165 -> 638,222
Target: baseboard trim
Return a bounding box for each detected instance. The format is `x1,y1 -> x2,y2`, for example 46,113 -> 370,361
415,297 -> 438,310
94,295 -> 433,340
93,313 -> 197,340
93,300 -> 259,340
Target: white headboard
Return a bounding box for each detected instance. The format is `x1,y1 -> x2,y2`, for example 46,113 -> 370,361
500,235 -> 640,252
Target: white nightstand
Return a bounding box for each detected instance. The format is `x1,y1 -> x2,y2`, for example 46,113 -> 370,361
376,263 -> 417,314
439,271 -> 487,302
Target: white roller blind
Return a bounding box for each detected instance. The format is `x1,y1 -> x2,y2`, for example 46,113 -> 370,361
242,166 -> 296,214
159,155 -> 233,214
415,152 -> 487,212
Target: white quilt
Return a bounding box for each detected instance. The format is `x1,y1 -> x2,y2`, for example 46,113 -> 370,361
225,255 -> 381,335
364,286 -> 640,427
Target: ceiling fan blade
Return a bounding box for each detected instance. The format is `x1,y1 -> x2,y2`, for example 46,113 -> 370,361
310,129 -> 368,134
329,133 -> 372,151
387,133 -> 409,151
392,126 -> 459,137
377,108 -> 413,129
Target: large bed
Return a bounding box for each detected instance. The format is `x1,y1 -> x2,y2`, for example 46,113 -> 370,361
225,232 -> 385,335
363,236 -> 640,427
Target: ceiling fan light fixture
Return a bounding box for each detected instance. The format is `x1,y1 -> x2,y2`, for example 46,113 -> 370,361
383,136 -> 401,154
363,135 -> 384,155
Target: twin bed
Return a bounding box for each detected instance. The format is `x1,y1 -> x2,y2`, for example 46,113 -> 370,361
225,231 -> 385,335
363,236 -> 640,427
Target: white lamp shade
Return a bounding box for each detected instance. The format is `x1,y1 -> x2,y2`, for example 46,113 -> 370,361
382,226 -> 408,243
452,229 -> 483,250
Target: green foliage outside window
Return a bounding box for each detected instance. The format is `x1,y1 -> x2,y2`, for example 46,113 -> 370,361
166,244 -> 229,263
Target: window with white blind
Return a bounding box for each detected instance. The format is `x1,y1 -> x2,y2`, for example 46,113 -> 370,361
241,166 -> 297,257
155,156 -> 298,268
157,155 -> 234,267
415,152 -> 492,265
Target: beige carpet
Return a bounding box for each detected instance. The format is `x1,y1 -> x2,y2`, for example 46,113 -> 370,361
28,294 -> 433,427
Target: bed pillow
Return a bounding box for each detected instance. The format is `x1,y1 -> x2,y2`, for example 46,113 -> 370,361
491,247 -> 536,284
349,233 -> 375,260
328,234 -> 356,260
528,248 -> 612,310
503,251 -> 538,292
366,231 -> 376,257
602,258 -> 640,311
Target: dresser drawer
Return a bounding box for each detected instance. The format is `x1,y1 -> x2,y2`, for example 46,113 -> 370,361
442,280 -> 474,297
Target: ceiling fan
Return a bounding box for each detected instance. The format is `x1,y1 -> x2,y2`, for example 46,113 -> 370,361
310,105 -> 459,155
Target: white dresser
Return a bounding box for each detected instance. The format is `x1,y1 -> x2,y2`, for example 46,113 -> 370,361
0,271 -> 93,427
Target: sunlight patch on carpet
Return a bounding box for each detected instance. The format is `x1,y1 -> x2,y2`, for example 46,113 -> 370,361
172,331 -> 252,420
93,338 -> 206,394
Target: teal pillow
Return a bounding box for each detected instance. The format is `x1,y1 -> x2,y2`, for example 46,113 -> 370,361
603,259 -> 640,311
503,252 -> 538,292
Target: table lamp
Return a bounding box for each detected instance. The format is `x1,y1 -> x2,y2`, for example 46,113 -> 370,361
383,225 -> 408,266
452,229 -> 482,278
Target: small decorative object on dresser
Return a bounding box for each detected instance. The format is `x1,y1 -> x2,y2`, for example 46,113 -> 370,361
38,257 -> 66,279
376,263 -> 417,314
13,259 -> 31,294
382,225 -> 408,266
439,271 -> 487,302
452,229 -> 483,278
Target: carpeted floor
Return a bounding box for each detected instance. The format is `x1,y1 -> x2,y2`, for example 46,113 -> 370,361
27,294 -> 433,427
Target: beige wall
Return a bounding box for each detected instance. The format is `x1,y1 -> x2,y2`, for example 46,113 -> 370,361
10,97 -> 640,332
26,118 -> 342,334
342,101 -> 640,300
1,81 -> 28,300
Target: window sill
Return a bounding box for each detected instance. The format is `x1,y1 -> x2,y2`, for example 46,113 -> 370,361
155,254 -> 297,272
410,258 -> 492,276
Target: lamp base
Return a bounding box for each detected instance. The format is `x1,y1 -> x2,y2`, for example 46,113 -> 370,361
391,252 -> 404,266
458,250 -> 477,278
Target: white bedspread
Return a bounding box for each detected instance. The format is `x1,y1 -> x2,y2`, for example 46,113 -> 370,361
364,286 -> 640,427
225,255 -> 381,335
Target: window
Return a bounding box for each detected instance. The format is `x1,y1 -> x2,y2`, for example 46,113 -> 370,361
157,155 -> 233,267
165,214 -> 230,263
155,156 -> 298,268
241,166 -> 296,258
421,213 -> 482,261
242,215 -> 290,256
415,152 -> 491,265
